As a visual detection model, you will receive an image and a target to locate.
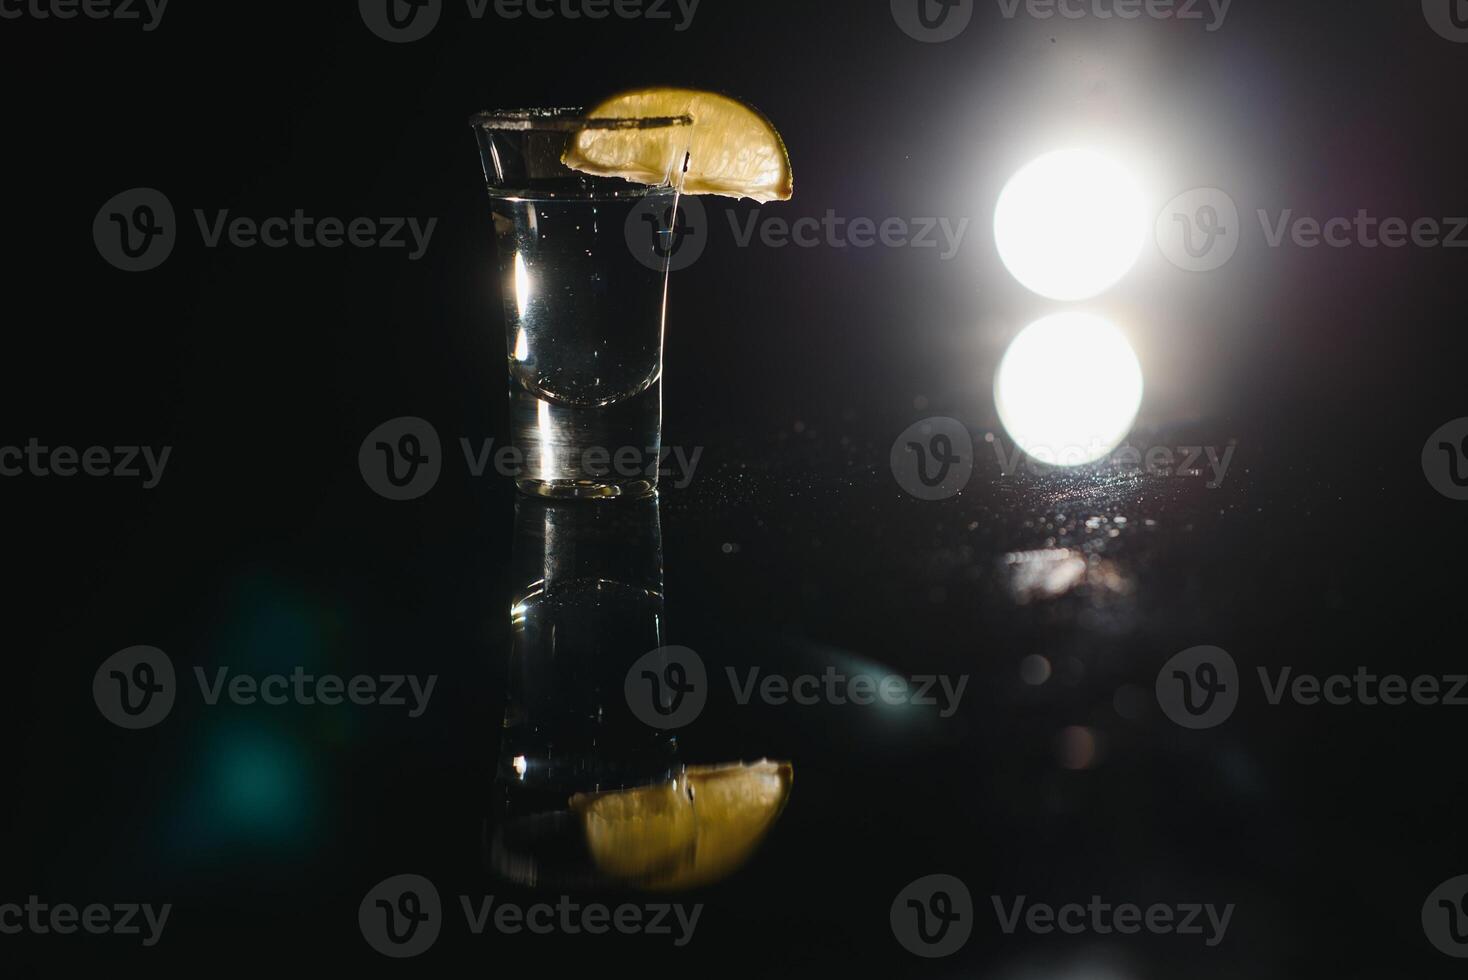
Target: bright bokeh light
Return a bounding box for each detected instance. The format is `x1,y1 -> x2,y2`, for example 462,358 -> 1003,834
994,148 -> 1149,301
995,312 -> 1144,466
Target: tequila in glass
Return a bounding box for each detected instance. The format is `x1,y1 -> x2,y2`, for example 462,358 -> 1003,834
472,109 -> 689,499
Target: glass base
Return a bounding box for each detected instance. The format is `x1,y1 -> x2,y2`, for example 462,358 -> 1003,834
509,380 -> 662,496
516,477 -> 657,499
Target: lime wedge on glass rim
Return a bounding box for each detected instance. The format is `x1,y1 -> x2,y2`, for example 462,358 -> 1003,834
562,88 -> 794,203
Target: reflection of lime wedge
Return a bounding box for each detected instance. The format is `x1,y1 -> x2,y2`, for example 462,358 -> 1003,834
563,88 -> 794,203
570,760 -> 793,891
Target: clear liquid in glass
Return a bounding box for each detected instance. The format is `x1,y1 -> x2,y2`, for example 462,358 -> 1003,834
491,188 -> 676,498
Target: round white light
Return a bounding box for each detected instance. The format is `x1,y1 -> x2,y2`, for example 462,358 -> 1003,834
995,312 -> 1144,466
994,148 -> 1148,301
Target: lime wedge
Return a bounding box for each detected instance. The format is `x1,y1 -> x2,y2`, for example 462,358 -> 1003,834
570,760 -> 793,891
563,88 -> 794,203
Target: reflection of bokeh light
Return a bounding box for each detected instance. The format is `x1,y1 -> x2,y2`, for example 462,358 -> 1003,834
995,313 -> 1143,466
195,727 -> 313,846
219,739 -> 299,825
1057,726 -> 1099,770
1021,654 -> 1053,685
994,148 -> 1148,301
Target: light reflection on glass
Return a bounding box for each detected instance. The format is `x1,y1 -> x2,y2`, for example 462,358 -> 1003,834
513,250 -> 532,321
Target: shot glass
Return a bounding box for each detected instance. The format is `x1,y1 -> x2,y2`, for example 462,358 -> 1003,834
471,108 -> 691,499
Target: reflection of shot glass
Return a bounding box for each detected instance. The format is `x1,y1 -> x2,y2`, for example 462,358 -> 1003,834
502,495 -> 673,792
471,109 -> 691,499
490,496 -> 678,887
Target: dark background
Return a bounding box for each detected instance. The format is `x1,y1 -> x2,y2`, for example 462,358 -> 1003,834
3,0 -> 1468,975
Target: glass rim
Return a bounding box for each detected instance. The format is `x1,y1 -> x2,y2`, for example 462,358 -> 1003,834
469,107 -> 692,132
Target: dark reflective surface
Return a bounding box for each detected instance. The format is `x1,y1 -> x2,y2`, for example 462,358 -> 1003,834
6,1 -> 1468,976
